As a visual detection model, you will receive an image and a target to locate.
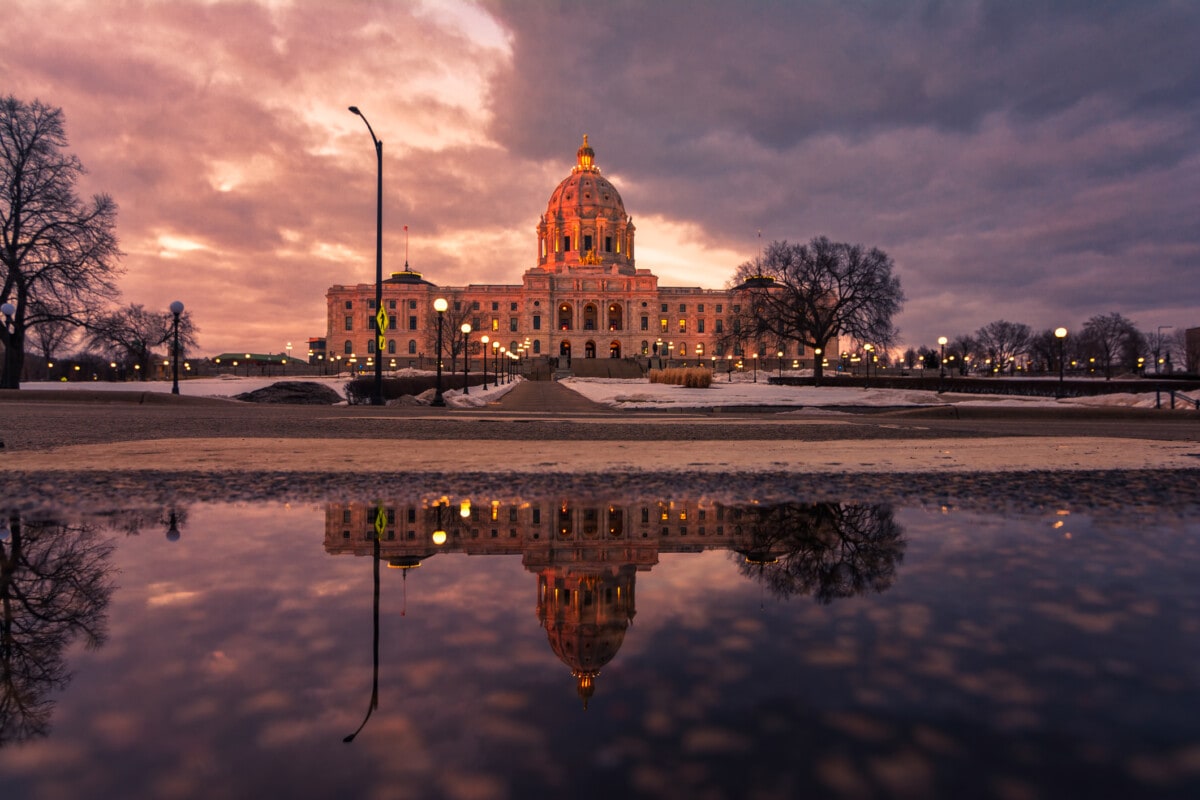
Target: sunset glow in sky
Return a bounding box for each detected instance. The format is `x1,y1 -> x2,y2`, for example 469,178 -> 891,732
3,0 -> 1197,355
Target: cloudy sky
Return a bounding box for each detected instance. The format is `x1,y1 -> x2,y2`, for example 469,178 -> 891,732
3,0 -> 1197,355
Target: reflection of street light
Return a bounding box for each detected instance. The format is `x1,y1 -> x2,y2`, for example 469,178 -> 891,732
169,300 -> 184,394
460,322 -> 471,395
432,298 -> 448,407
1054,327 -> 1067,397
349,106 -> 386,406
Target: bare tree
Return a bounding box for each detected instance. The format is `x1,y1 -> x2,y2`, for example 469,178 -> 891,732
727,238 -> 904,385
1142,326 -> 1176,374
86,303 -> 197,379
1080,312 -> 1139,380
974,320 -> 1032,374
28,303 -> 79,366
950,334 -> 976,375
0,97 -> 121,389
424,294 -> 474,375
0,513 -> 115,744
733,502 -> 906,604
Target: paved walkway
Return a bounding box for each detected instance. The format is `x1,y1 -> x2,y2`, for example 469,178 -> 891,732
495,379 -> 611,413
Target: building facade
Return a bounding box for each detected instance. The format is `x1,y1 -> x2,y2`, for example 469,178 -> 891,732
326,137 -> 810,371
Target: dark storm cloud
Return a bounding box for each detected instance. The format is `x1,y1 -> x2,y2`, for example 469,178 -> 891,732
0,0 -> 1195,352
485,0 -> 1200,344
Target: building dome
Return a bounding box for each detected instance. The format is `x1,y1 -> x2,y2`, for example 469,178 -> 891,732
537,136 -> 636,273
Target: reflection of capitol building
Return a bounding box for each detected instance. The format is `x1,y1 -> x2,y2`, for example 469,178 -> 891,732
325,498 -> 905,705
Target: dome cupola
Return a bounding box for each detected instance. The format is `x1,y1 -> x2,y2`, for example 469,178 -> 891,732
536,136 -> 636,274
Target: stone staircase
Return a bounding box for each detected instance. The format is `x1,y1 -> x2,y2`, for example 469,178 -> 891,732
524,357 -> 646,380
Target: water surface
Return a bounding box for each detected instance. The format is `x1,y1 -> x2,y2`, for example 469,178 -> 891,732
1,497 -> 1197,799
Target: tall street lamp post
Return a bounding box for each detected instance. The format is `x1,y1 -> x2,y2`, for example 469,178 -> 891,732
348,106 -> 385,406
1055,327 -> 1068,397
169,300 -> 184,394
480,335 -> 489,389
863,344 -> 874,388
492,340 -> 500,385
432,298 -> 448,407
460,322 -> 471,394
937,336 -> 947,380
777,350 -> 783,379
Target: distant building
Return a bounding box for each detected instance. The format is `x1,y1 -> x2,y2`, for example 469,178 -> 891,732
325,137 -> 818,371
306,337 -> 326,366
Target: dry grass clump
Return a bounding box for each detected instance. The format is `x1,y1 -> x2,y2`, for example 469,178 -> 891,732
648,367 -> 713,388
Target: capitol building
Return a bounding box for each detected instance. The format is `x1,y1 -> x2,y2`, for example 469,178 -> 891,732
325,136 -> 811,370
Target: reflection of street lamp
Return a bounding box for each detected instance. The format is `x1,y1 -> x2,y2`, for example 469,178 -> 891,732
460,322 -> 471,395
1054,327 -> 1067,397
169,300 -> 184,394
432,298 -> 448,407
349,106 -> 386,406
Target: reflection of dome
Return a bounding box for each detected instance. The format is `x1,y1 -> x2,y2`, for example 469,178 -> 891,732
537,565 -> 637,708
536,136 -> 636,274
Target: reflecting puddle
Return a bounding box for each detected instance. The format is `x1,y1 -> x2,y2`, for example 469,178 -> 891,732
1,498 -> 1197,799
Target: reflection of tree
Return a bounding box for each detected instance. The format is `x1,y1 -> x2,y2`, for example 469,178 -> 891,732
100,506 -> 189,538
733,503 -> 905,603
0,513 -> 115,745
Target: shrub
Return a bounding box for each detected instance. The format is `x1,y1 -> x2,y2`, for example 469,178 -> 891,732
648,367 -> 712,388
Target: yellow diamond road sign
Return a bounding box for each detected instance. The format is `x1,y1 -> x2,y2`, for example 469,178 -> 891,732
374,505 -> 387,539
375,307 -> 388,351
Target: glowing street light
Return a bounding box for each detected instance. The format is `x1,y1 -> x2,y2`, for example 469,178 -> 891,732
432,298 -> 448,406
169,300 -> 184,394
460,322 -> 471,395
1054,327 -> 1068,397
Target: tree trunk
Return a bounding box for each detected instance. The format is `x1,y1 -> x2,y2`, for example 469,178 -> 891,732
1,328 -> 24,389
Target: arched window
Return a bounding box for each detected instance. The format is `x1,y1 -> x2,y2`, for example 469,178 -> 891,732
344,340 -> 352,355
608,303 -> 623,331
408,340 -> 417,355
558,303 -> 573,331
583,303 -> 598,331
367,339 -> 376,354
533,340 -> 541,354
387,339 -> 396,354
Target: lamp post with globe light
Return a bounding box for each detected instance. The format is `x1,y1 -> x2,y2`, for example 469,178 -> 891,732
432,298 -> 448,407
169,300 -> 184,394
460,322 -> 471,394
480,335 -> 489,389
1055,327 -> 1068,397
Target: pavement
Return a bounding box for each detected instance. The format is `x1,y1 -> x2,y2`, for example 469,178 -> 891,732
2,387 -> 1199,513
